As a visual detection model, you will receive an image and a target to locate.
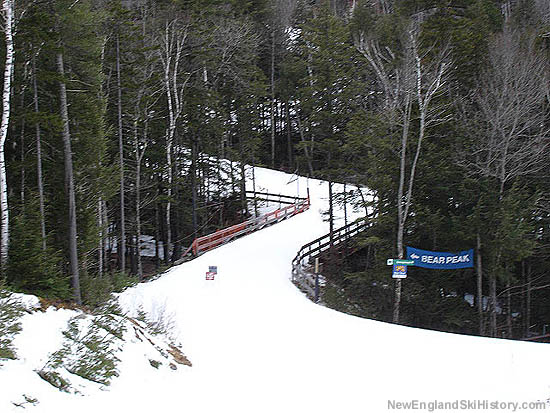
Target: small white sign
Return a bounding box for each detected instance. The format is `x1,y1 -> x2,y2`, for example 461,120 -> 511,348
387,259 -> 394,266
392,264 -> 407,279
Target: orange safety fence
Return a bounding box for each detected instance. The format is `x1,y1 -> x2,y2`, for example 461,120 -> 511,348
184,193 -> 310,258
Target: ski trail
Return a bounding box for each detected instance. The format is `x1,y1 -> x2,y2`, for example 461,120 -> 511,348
4,167 -> 549,413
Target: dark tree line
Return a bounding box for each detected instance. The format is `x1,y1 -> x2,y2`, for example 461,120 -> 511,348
0,0 -> 549,339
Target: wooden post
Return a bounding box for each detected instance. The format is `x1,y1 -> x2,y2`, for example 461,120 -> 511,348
314,257 -> 320,303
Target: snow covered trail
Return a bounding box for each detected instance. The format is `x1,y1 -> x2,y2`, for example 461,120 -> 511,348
115,167 -> 550,413
3,167 -> 550,412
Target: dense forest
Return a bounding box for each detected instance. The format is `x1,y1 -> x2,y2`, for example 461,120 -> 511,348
0,0 -> 548,340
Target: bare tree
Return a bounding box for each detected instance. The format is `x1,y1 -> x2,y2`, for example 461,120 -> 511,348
475,31 -> 548,190
535,0 -> 550,25
468,28 -> 549,336
158,13 -> 192,263
356,21 -> 450,323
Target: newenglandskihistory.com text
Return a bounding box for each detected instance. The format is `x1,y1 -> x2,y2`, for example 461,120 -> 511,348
388,399 -> 548,412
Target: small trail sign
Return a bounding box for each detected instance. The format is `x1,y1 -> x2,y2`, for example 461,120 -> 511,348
392,264 -> 407,279
209,266 -> 218,274
387,259 -> 414,266
206,271 -> 216,281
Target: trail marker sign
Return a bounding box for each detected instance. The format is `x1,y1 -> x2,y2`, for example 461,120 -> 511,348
387,259 -> 415,266
392,264 -> 407,279
206,265 -> 217,281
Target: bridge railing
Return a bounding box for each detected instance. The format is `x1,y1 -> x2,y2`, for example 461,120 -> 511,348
181,191 -> 310,260
291,218 -> 371,302
245,190 -> 308,206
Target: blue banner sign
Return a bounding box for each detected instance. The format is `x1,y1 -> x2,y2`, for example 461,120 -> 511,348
406,247 -> 474,269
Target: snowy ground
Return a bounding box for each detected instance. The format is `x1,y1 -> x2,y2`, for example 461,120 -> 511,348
2,167 -> 550,412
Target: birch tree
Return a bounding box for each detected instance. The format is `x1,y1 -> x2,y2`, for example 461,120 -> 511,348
0,0 -> 14,275
356,19 -> 450,323
158,14 -> 192,263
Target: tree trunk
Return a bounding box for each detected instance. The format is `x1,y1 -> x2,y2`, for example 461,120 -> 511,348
343,183 -> 348,226
98,199 -> 103,276
116,35 -> 126,274
160,20 -> 188,263
252,155 -> 258,217
476,232 -> 484,335
393,95 -> 412,324
506,277 -> 512,338
240,162 -> 247,218
285,101 -> 293,169
328,180 -> 334,249
191,139 -> 198,238
357,185 -> 370,219
490,273 -> 497,337
57,51 -> 82,305
102,199 -> 110,273
296,115 -> 314,176
165,142 -> 173,264
134,119 -> 145,280
128,234 -> 136,275
172,155 -> 181,262
33,54 -> 47,252
393,279 -> 402,323
154,189 -> 160,269
526,260 -> 531,337
0,0 -> 14,275
270,29 -> 276,168
19,89 -> 25,204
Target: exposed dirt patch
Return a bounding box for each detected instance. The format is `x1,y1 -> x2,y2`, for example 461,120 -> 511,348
38,298 -> 91,313
167,345 -> 192,367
